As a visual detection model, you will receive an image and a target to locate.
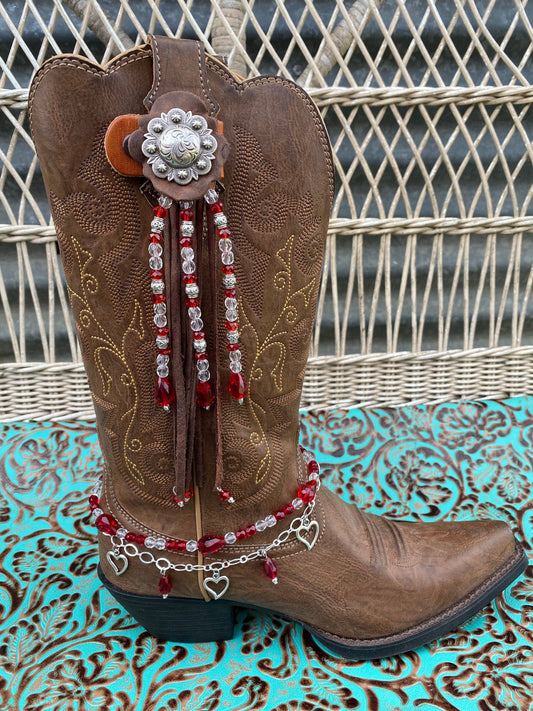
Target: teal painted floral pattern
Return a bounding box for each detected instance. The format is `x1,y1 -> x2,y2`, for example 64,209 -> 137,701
0,398 -> 531,710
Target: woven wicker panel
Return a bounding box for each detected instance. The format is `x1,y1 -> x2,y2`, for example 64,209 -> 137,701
1,0 -> 533,420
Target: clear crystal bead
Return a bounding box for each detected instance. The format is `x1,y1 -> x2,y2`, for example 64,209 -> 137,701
154,314 -> 168,328
309,472 -> 320,482
180,222 -> 194,236
116,527 -> 127,538
225,308 -> 238,321
185,283 -> 199,297
224,297 -> 237,309
149,256 -> 163,270
205,188 -> 219,204
156,336 -> 169,349
180,201 -> 193,209
197,369 -> 210,382
145,536 -> 157,548
153,302 -> 167,315
181,247 -> 194,261
151,279 -> 165,293
214,214 -> 227,228
265,515 -> 277,528
155,537 -> 166,550
221,251 -> 234,265
218,238 -> 232,252
303,450 -> 314,463
157,365 -> 169,378
227,331 -> 239,343
292,498 -> 303,510
186,540 -> 198,552
151,217 -> 165,232
229,349 -> 241,362
190,318 -> 204,331
224,532 -> 237,545
157,354 -> 170,366
149,243 -> 163,257
230,361 -> 242,373
255,519 -> 267,532
197,359 -> 209,371
92,508 -> 103,518
188,307 -> 201,319
193,338 -> 206,352
159,196 -> 173,209
182,260 -> 196,274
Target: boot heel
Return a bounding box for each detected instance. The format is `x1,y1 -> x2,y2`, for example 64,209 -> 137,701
98,566 -> 236,642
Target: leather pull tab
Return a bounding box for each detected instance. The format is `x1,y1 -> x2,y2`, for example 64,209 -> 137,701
146,36 -> 220,116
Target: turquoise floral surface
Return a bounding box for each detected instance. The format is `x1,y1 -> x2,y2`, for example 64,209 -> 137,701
0,398 -> 531,710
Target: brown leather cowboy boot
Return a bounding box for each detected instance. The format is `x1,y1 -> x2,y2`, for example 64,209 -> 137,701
29,36 -> 527,659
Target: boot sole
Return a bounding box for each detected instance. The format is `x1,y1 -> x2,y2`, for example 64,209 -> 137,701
98,542 -> 527,659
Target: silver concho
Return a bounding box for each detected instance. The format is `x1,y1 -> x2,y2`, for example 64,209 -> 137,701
141,108 -> 217,185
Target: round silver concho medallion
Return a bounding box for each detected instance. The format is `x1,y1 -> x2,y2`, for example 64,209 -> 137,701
141,108 -> 218,185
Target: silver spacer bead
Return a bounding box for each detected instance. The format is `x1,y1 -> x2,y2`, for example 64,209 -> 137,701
223,274 -> 237,288
214,213 -> 227,228
193,338 -> 207,352
151,279 -> 165,294
185,283 -> 199,297
151,217 -> 165,232
226,331 -> 239,344
180,221 -> 194,237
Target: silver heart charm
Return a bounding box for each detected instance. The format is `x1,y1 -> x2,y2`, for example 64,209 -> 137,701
106,550 -> 129,576
203,572 -> 230,600
296,519 -> 320,551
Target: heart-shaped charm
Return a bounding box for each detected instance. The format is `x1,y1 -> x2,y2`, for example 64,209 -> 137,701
106,550 -> 129,576
296,519 -> 320,551
203,572 -> 230,600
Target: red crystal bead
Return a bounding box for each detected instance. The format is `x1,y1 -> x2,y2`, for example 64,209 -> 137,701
151,270 -> 163,280
218,488 -> 233,502
151,293 -> 166,304
283,503 -> 295,516
95,514 -> 119,536
228,372 -> 247,401
308,460 -> 319,476
158,347 -> 171,356
185,489 -> 194,500
175,539 -> 187,551
196,381 -> 215,409
149,232 -> 162,242
197,535 -> 226,555
297,479 -> 317,504
186,297 -> 200,308
195,352 -> 208,361
158,573 -> 172,597
263,556 -> 278,583
217,227 -> 231,240
225,321 -> 239,331
179,237 -> 192,248
88,495 -> 99,508
224,288 -> 236,299
245,524 -> 257,537
209,201 -> 224,213
274,509 -> 286,521
135,534 -> 146,545
227,343 -> 240,352
179,208 -> 193,221
155,376 -> 176,408
183,274 -> 197,283
156,326 -> 169,337
153,205 -> 168,218
125,532 -> 137,543
221,264 -> 234,275
235,529 -> 247,541
165,540 -> 177,551
193,330 -> 205,340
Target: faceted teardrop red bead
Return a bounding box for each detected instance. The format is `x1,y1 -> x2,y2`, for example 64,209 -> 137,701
196,381 -> 215,409
307,460 -> 320,476
197,535 -> 226,555
297,479 -> 317,503
95,514 -> 119,535
263,556 -> 278,583
228,372 -> 247,401
155,376 -> 175,408
158,573 -> 172,598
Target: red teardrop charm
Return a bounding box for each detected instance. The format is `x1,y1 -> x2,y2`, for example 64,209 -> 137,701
263,556 -> 278,584
196,381 -> 215,409
95,513 -> 119,536
228,372 -> 247,402
155,376 -> 175,408
158,573 -> 172,598
197,535 -> 226,555
297,479 -> 318,504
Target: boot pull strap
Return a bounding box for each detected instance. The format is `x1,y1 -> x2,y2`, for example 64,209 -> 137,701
145,36 -> 220,117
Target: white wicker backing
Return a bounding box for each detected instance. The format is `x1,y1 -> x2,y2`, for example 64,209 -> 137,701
1,0 -> 532,421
